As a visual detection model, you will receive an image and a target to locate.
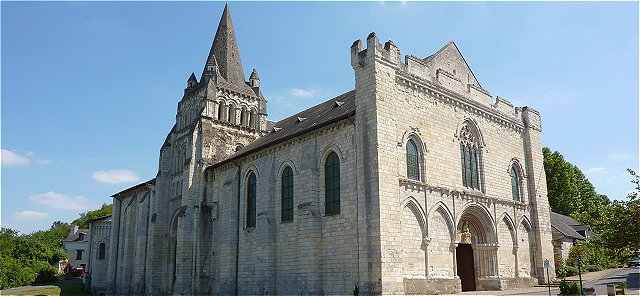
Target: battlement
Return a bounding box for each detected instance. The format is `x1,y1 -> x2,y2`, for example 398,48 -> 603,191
351,33 -> 531,121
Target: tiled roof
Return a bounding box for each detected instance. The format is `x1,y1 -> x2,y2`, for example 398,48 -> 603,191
551,212 -> 585,240
209,90 -> 356,169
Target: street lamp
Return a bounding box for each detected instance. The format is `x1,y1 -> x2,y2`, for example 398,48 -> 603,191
576,255 -> 584,296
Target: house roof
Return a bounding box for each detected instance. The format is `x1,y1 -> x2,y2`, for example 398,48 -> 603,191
551,212 -> 585,240
208,90 -> 356,169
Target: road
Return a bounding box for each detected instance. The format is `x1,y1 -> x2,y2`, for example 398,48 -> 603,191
455,267 -> 639,295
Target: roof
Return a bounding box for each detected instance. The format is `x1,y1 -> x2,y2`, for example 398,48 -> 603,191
203,4 -> 245,84
551,212 -> 585,240
209,90 -> 356,169
87,215 -> 112,223
111,178 -> 156,197
63,229 -> 89,242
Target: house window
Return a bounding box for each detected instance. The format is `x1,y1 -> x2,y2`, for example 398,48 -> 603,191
324,152 -> 340,216
406,139 -> 420,181
78,233 -> 85,241
281,166 -> 294,223
98,243 -> 106,260
246,172 -> 257,228
511,165 -> 521,201
459,123 -> 483,191
76,250 -> 83,260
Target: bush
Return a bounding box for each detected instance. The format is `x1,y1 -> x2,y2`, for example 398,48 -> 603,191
559,280 -> 580,296
557,260 -> 578,278
0,255 -> 37,289
584,264 -> 602,273
32,262 -> 59,285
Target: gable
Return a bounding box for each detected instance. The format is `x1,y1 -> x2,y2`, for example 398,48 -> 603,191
424,42 -> 481,88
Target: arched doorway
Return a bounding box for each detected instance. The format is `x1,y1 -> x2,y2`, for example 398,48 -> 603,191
456,204 -> 499,291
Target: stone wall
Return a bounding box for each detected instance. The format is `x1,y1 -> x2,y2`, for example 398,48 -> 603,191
87,217 -> 111,295
350,32 -> 555,294
204,119 -> 367,295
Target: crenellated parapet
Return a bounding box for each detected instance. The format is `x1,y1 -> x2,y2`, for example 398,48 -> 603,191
350,33 -> 539,127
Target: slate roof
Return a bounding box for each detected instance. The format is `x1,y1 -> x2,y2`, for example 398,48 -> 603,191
111,178 -> 156,197
209,90 -> 356,169
203,4 -> 245,85
551,212 -> 586,240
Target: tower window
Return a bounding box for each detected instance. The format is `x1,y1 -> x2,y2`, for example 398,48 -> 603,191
459,122 -> 483,191
406,139 -> 420,181
511,164 -> 522,201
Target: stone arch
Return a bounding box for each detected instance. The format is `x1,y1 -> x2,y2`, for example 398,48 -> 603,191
456,202 -> 499,283
277,160 -> 297,222
227,102 -> 237,125
240,107 -> 249,126
517,217 -> 536,278
427,201 -> 455,240
509,159 -> 526,202
427,201 -> 456,279
456,203 -> 496,243
404,133 -> 427,182
168,205 -> 186,293
249,109 -> 257,129
458,119 -> 486,192
400,197 -> 428,278
320,147 -> 342,216
400,197 -> 427,236
497,213 -> 517,278
242,167 -> 259,228
457,118 -> 485,147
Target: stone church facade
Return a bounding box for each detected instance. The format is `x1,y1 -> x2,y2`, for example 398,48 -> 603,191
100,5 -> 556,295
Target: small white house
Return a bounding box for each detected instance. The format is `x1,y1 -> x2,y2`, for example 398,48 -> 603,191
62,225 -> 89,272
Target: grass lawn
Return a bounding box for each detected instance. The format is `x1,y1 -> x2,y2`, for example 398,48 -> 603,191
1,278 -> 88,296
0,285 -> 60,296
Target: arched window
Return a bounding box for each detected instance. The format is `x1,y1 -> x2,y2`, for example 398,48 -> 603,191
241,109 -> 248,126
246,172 -> 256,228
218,102 -> 226,121
249,111 -> 257,130
98,242 -> 106,260
228,104 -> 236,125
281,166 -> 294,222
459,122 -> 483,191
406,139 -> 420,181
511,165 -> 521,201
324,152 -> 341,216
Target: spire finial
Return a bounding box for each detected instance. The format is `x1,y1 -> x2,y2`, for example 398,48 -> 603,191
202,4 -> 245,84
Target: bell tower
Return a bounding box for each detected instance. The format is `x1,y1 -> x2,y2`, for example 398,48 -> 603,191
148,5 -> 268,294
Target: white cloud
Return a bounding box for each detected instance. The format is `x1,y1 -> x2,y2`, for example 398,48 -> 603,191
15,210 -> 48,221
92,169 -> 140,184
1,149 -> 51,167
289,88 -> 319,98
1,149 -> 31,166
29,192 -> 96,212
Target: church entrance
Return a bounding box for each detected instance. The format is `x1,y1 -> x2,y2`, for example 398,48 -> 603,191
456,243 -> 476,291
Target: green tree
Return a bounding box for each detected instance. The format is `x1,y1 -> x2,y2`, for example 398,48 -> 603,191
71,203 -> 112,228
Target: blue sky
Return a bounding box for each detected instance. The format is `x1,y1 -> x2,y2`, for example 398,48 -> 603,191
2,1 -> 638,233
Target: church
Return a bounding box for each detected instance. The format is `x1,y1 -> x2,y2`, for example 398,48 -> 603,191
91,4 -> 556,295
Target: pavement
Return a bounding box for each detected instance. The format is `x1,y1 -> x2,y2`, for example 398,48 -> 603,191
432,267 -> 639,296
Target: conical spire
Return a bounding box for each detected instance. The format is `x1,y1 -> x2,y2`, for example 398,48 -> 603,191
202,4 -> 245,84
